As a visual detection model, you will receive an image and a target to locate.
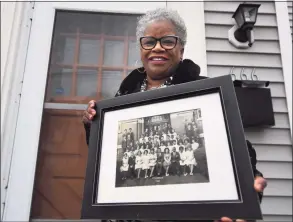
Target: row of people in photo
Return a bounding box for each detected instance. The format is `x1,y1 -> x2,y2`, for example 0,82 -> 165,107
119,145 -> 199,180
123,137 -> 200,154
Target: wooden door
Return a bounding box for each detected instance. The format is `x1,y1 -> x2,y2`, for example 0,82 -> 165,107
29,2 -> 166,219
31,110 -> 87,219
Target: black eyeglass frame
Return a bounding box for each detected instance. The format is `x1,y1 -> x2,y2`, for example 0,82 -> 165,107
139,35 -> 180,50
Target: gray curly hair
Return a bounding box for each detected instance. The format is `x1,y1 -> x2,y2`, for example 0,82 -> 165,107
136,8 -> 187,47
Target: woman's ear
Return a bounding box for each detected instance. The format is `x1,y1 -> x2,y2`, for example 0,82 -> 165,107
180,48 -> 185,60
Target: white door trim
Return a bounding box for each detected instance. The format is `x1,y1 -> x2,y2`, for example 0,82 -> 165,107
2,2 -> 167,221
275,0 -> 292,137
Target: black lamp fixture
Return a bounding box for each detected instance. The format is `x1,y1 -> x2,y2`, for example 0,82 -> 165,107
232,3 -> 261,47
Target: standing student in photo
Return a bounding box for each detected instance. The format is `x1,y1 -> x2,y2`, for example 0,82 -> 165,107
191,138 -> 199,151
128,151 -> 136,179
155,148 -> 164,176
185,144 -> 196,176
135,150 -> 143,179
122,136 -> 127,153
148,148 -> 157,177
179,146 -> 187,176
142,150 -> 150,178
163,147 -> 171,176
120,153 -> 129,180
170,147 -> 180,176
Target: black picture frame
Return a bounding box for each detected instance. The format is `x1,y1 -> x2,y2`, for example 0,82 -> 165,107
81,75 -> 262,221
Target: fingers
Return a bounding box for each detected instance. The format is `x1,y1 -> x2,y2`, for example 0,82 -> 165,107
220,217 -> 233,222
82,100 -> 97,124
254,176 -> 267,192
215,217 -> 246,222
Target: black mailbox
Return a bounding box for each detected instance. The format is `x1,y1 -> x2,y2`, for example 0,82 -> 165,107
234,80 -> 275,128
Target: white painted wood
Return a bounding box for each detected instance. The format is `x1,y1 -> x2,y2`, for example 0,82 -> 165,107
167,1 -> 208,77
254,145 -> 292,161
245,128 -> 291,145
0,2 -> 34,221
257,162 -> 292,179
205,12 -> 278,27
261,196 -> 292,215
272,98 -> 289,113
204,1 -> 275,14
206,25 -> 279,41
207,52 -> 282,68
275,0 -> 293,136
264,179 -> 292,196
262,215 -> 293,221
3,2 -> 168,221
268,83 -> 286,98
207,66 -> 284,82
272,113 -> 291,129
206,39 -> 280,54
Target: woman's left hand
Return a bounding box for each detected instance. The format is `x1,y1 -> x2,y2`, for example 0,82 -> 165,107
214,176 -> 267,222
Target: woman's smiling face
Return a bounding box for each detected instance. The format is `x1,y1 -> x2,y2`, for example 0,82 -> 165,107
140,20 -> 184,80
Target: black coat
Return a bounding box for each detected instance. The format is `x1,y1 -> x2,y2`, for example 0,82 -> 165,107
84,59 -> 263,222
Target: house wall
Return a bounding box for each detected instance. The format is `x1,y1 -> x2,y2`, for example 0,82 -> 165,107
288,1 -> 292,38
0,2 -> 33,220
204,1 -> 292,221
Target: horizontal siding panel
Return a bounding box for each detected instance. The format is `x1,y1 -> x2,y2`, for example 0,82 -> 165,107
205,12 -> 277,27
288,1 -> 292,7
289,13 -> 292,20
205,25 -> 279,40
206,39 -> 280,54
204,2 -> 275,14
272,113 -> 290,129
268,82 -> 286,98
207,66 -> 284,82
257,162 -> 292,179
245,128 -> 291,145
254,144 -> 292,162
272,98 -> 288,113
260,215 -> 293,221
265,179 -> 293,196
207,52 -> 282,67
261,196 -> 292,215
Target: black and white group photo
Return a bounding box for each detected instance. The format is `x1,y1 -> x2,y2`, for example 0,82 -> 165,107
115,109 -> 210,187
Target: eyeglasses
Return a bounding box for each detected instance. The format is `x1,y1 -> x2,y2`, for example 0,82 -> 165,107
139,35 -> 180,50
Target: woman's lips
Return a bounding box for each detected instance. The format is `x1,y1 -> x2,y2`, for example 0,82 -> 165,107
148,57 -> 169,65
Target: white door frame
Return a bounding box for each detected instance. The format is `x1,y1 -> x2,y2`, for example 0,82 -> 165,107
275,0 -> 292,137
2,2 -> 207,221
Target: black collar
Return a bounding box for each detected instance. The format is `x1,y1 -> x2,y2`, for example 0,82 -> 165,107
117,59 -> 206,95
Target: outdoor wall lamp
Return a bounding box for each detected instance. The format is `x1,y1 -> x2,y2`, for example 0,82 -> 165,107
229,3 -> 261,48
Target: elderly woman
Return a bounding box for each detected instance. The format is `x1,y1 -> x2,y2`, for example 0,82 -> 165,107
82,8 -> 266,222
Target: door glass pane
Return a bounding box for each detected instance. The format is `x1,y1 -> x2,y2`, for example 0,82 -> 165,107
45,10 -> 141,103
101,70 -> 122,99
50,68 -> 72,97
78,39 -> 100,65
103,40 -> 124,66
128,40 -> 140,67
76,69 -> 98,97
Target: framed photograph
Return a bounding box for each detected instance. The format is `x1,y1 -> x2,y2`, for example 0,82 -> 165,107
81,75 -> 262,221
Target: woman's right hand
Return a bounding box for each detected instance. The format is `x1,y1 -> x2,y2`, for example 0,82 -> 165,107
82,100 -> 96,125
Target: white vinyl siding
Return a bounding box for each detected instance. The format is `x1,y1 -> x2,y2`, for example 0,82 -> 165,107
204,1 -> 292,221
288,1 -> 293,40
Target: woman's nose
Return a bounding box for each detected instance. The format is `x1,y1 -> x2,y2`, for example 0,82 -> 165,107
152,41 -> 165,51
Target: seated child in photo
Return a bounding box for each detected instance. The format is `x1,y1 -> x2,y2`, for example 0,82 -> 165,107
148,148 -> 157,177
163,147 -> 171,176
142,150 -> 150,178
179,146 -> 187,176
120,153 -> 129,180
135,150 -> 143,179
